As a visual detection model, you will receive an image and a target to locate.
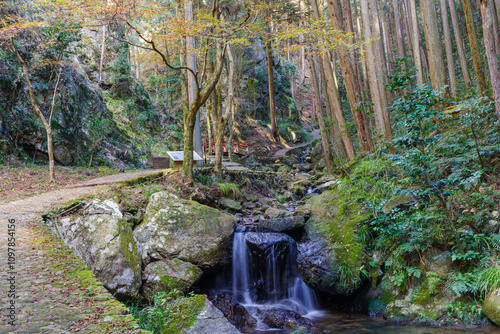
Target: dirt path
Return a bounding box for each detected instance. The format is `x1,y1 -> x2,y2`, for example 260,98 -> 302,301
0,169 -> 161,333
272,130 -> 320,158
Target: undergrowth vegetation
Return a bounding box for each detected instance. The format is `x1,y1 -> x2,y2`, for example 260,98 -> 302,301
327,70 -> 500,322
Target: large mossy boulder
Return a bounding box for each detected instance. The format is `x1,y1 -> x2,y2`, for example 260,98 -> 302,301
484,288 -> 500,326
296,189 -> 369,295
259,207 -> 305,233
49,200 -> 141,300
162,295 -> 241,334
142,258 -> 203,302
134,192 -> 236,268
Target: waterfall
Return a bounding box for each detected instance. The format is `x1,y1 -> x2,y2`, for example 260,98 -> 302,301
231,231 -> 318,315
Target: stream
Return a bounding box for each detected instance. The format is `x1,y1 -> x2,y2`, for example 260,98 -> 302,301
208,228 -> 496,334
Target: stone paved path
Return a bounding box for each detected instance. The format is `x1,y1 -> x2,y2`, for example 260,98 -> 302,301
272,130 -> 320,158
0,170 -> 162,333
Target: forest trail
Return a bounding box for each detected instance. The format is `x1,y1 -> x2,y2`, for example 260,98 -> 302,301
0,169 -> 161,333
0,169 -> 162,222
272,129 -> 320,158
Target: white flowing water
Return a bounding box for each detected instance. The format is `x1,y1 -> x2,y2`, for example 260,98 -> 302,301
231,231 -> 319,317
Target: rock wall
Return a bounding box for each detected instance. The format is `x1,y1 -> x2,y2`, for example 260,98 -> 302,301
0,29 -> 147,167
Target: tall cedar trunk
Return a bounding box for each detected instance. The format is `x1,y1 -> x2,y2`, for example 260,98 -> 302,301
98,25 -> 106,85
440,0 -> 457,95
213,44 -> 235,176
480,0 -> 500,128
448,0 -> 472,86
496,0 -> 500,27
392,0 -> 408,68
206,96 -> 213,155
299,0 -> 306,85
341,0 -> 372,151
325,0 -> 371,153
488,0 -> 500,56
185,0 -> 203,166
212,87 -> 224,176
308,55 -> 334,173
463,0 -> 488,94
226,45 -> 236,163
369,0 -> 393,142
312,0 -> 356,158
408,0 -> 424,84
266,40 -> 279,141
318,63 -> 337,155
420,0 -> 447,94
360,0 -> 385,139
402,0 -> 414,61
12,41 -> 55,182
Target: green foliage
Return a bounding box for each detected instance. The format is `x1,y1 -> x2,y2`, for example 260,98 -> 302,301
128,292 -> 205,334
444,300 -> 484,323
218,182 -> 241,198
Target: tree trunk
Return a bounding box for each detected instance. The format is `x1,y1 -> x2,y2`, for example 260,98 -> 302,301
421,0 -> 447,93
325,0 -> 371,153
392,0 -> 408,67
440,0 -> 457,95
480,0 -> 500,129
308,55 -> 334,173
463,0 -> 488,94
408,0 -> 424,84
488,0 -> 500,56
448,0 -> 472,86
313,0 -> 357,158
266,40 -> 279,141
206,101 -> 213,156
360,0 -> 386,140
185,0 -> 203,167
11,40 -> 55,182
98,25 -> 106,85
369,0 -> 392,142
226,45 -> 236,163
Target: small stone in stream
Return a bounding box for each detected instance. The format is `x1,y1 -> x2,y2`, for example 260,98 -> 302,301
211,294 -> 257,331
255,308 -> 314,332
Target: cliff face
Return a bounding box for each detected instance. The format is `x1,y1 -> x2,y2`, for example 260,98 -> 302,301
0,27 -> 149,168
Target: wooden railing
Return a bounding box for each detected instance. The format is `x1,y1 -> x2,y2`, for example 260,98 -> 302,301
203,141 -> 249,156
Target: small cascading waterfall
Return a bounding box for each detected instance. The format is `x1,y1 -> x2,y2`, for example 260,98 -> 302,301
231,231 -> 318,315
232,232 -> 252,304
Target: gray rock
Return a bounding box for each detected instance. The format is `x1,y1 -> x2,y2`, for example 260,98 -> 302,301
316,180 -> 339,192
134,192 -> 235,268
185,297 -> 241,334
142,258 -> 203,301
53,145 -> 73,165
220,197 -> 243,212
264,207 -> 293,219
49,210 -> 141,300
84,199 -> 123,217
425,250 -> 452,277
297,163 -> 312,172
260,216 -> 305,233
484,288 -> 500,326
255,308 -> 313,332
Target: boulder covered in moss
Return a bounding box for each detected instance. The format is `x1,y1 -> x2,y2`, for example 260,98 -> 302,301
49,201 -> 142,300
296,189 -> 368,295
259,207 -> 305,233
134,192 -> 235,268
142,258 -> 203,302
162,295 -> 240,334
484,288 -> 500,326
